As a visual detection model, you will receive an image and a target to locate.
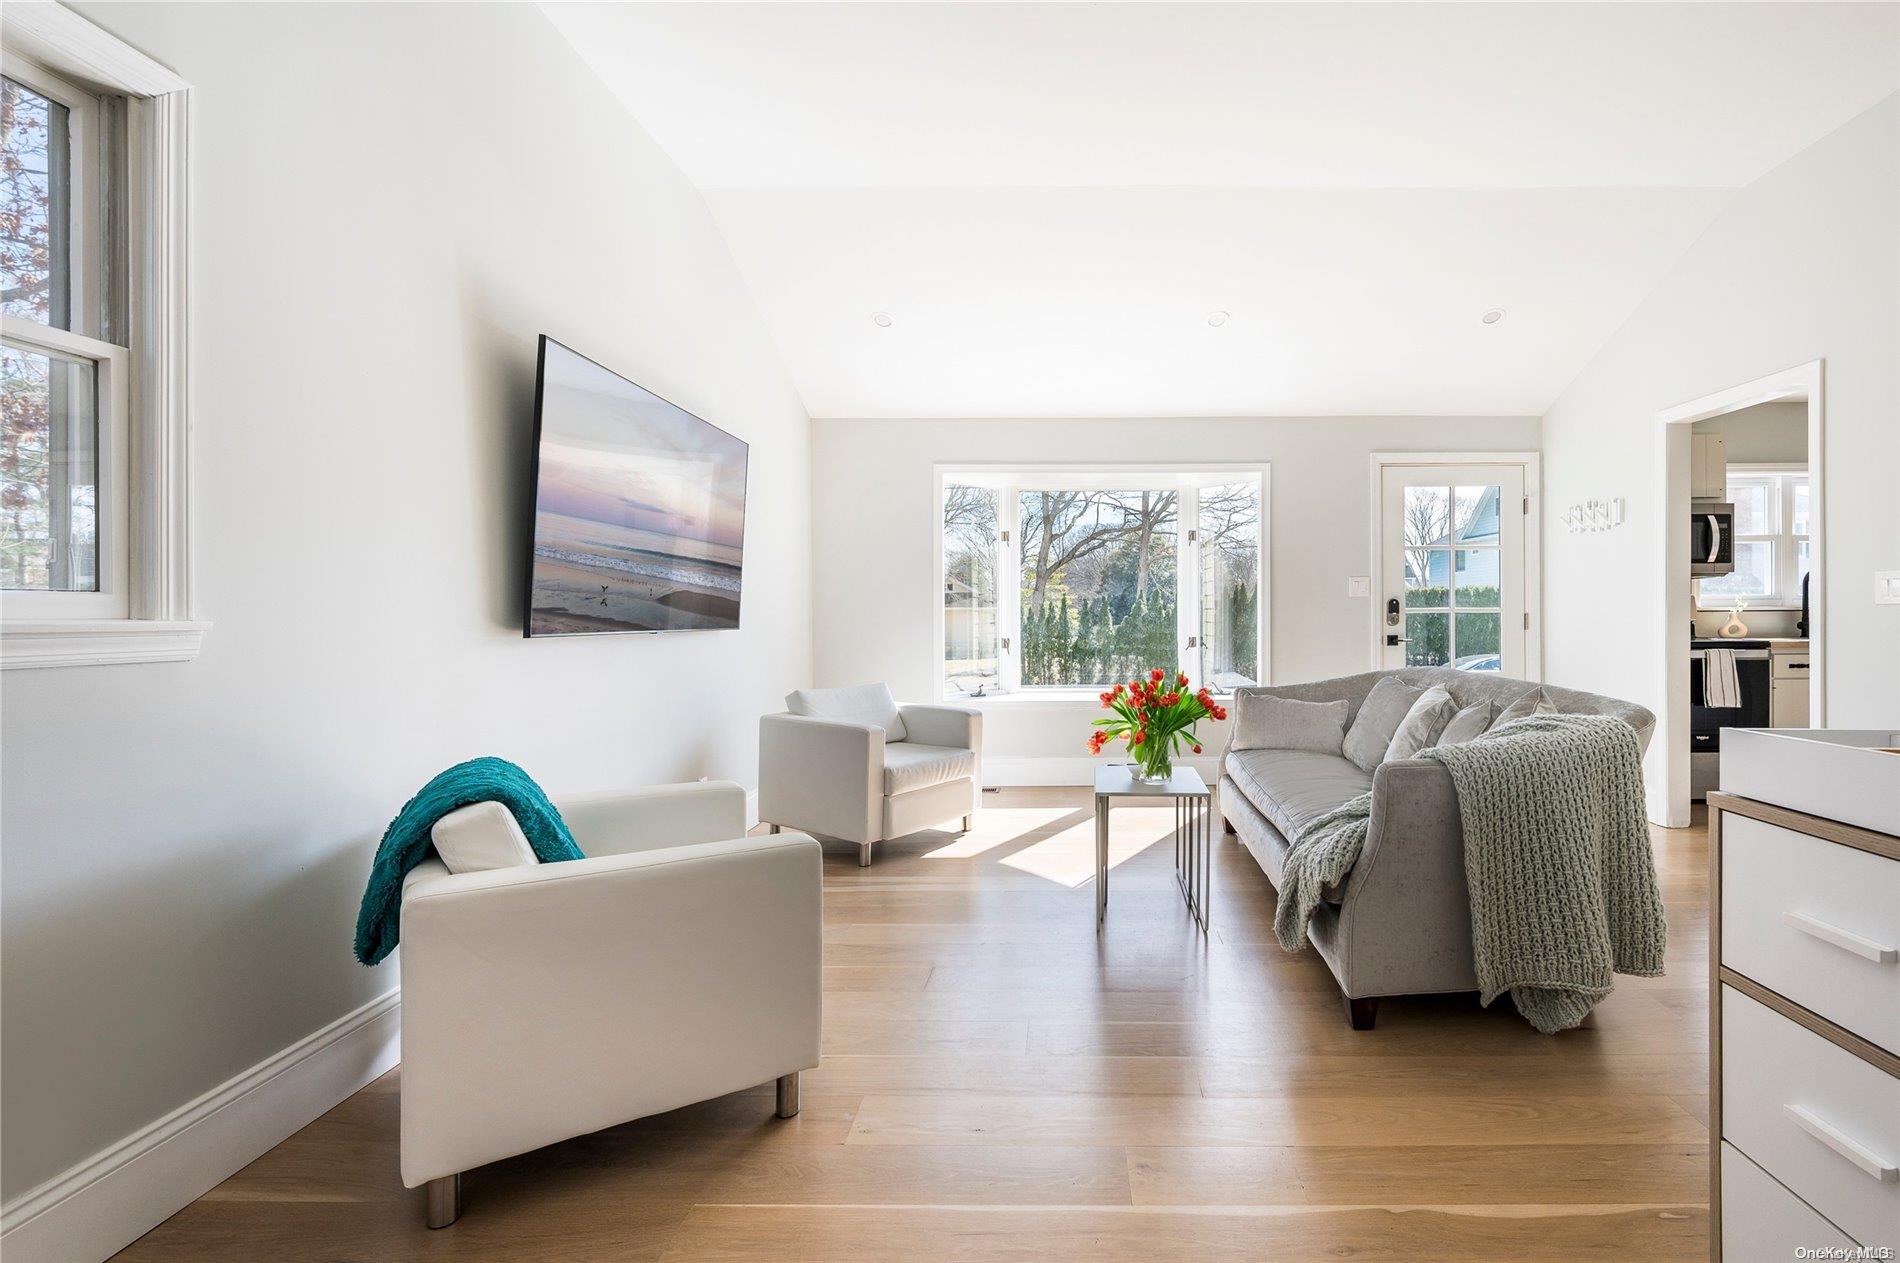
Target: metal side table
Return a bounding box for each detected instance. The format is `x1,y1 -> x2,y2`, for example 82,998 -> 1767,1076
1092,764 -> 1213,932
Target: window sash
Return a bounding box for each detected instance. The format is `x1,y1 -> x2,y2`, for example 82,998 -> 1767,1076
0,315 -> 129,618
941,469 -> 1265,697
1696,468 -> 1809,609
2,55 -> 107,340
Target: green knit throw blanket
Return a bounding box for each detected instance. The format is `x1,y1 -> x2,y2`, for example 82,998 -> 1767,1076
1276,713 -> 1667,1033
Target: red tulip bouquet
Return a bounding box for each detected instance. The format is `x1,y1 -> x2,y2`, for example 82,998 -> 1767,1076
1089,669 -> 1228,782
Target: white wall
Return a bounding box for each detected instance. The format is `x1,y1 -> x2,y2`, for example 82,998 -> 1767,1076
1543,94 -> 1898,817
0,3 -> 811,1204
811,416 -> 1539,770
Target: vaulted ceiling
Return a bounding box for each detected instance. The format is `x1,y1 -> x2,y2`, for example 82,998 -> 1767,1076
545,3 -> 1900,418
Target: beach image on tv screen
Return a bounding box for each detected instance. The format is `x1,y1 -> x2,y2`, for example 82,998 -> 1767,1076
526,340 -> 747,635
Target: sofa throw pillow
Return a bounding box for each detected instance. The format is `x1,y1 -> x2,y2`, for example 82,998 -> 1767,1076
1492,687 -> 1559,729
1230,693 -> 1350,754
1433,701 -> 1495,748
1342,677 -> 1423,773
1384,684 -> 1459,762
786,682 -> 908,742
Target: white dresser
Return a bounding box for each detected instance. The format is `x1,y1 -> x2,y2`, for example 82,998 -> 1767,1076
1709,729 -> 1900,1261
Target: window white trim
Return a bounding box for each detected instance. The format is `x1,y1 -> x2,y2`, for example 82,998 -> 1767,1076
1694,464 -> 1810,610
2,3 -> 200,668
935,462 -> 1269,701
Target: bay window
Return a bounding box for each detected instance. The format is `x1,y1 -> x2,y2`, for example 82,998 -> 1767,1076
940,468 -> 1266,698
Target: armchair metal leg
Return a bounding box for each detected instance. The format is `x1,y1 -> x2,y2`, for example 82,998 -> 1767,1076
768,823 -> 781,833
961,814 -> 973,832
425,1173 -> 461,1228
776,1071 -> 801,1119
858,842 -> 874,866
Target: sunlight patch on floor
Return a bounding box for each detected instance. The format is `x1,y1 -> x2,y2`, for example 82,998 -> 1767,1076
919,807 -> 1078,859
1000,807 -> 1177,888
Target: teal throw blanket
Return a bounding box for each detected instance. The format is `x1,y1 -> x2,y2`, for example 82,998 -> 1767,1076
353,756 -> 584,966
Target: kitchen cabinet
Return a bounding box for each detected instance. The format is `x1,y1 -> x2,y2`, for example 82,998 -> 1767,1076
1770,644 -> 1811,728
1692,433 -> 1729,500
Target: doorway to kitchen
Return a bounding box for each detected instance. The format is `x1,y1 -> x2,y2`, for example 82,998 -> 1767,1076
1371,454 -> 1540,679
1656,361 -> 1824,828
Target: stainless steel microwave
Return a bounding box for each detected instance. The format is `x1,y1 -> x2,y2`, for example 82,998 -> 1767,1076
1692,499 -> 1735,576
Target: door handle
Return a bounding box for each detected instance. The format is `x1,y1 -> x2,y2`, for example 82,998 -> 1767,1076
1385,634 -> 1406,646
1783,910 -> 1898,963
1783,1104 -> 1900,1182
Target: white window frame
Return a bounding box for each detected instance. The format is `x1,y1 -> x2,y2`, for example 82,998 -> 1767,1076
1,8 -> 202,668
1695,464 -> 1810,610
935,463 -> 1270,702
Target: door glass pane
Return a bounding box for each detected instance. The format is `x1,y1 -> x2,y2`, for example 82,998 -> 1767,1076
942,485 -> 999,697
1452,485 -> 1500,545
1404,548 -> 1451,608
1,341 -> 98,590
1699,541 -> 1771,602
1453,612 -> 1501,670
1020,489 -> 1176,687
1403,486 -> 1450,548
1405,612 -> 1449,667
1729,479 -> 1775,535
1451,548 -> 1500,606
1197,481 -> 1259,691
1,77 -> 71,329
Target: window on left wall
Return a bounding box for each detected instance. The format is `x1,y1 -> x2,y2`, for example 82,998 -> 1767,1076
1,10 -> 201,668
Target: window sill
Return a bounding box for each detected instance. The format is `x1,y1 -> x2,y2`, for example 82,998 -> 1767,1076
2,620 -> 209,670
949,691 -> 1105,708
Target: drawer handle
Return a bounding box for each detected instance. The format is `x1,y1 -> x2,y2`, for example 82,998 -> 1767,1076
1783,911 -> 1899,964
1783,1104 -> 1900,1182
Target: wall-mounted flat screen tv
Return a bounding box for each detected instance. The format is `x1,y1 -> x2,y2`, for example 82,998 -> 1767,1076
524,337 -> 748,636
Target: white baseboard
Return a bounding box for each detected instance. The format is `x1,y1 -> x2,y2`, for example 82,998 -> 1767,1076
983,755 -> 1221,787
0,989 -> 401,1263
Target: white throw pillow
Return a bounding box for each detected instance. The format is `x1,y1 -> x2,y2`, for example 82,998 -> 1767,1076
1384,685 -> 1459,762
1432,701 -> 1495,749
785,682 -> 908,743
431,801 -> 540,874
1342,677 -> 1423,773
1229,693 -> 1350,754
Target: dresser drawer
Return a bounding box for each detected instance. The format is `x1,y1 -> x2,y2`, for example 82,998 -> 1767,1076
1721,986 -> 1900,1247
1721,1142 -> 1858,1257
1720,814 -> 1899,1051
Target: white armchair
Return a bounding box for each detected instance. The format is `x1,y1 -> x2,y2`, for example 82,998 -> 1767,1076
758,683 -> 982,866
397,781 -> 821,1227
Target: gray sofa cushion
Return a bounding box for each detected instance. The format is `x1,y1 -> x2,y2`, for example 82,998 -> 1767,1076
1384,684 -> 1457,762
1225,749 -> 1373,844
1341,677 -> 1422,772
1434,700 -> 1494,748
1492,686 -> 1558,728
1230,693 -> 1349,754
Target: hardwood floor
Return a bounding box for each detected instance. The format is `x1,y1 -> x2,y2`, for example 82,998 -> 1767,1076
111,790 -> 1710,1261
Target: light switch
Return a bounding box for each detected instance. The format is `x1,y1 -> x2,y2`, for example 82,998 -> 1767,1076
1347,576 -> 1371,598
1877,571 -> 1900,605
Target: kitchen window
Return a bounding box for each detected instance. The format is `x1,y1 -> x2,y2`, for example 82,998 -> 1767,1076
939,467 -> 1267,698
1,9 -> 201,667
1697,467 -> 1810,608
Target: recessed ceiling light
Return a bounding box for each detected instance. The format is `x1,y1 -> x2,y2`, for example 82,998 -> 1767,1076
872,311 -> 894,328
1481,308 -> 1505,325
1206,310 -> 1230,327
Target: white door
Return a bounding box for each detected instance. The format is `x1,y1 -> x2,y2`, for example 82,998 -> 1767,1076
1379,464 -> 1529,676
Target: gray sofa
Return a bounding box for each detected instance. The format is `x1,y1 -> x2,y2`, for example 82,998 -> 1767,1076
1218,668 -> 1653,1029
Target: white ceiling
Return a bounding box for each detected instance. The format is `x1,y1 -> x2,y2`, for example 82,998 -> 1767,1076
545,3 -> 1900,418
